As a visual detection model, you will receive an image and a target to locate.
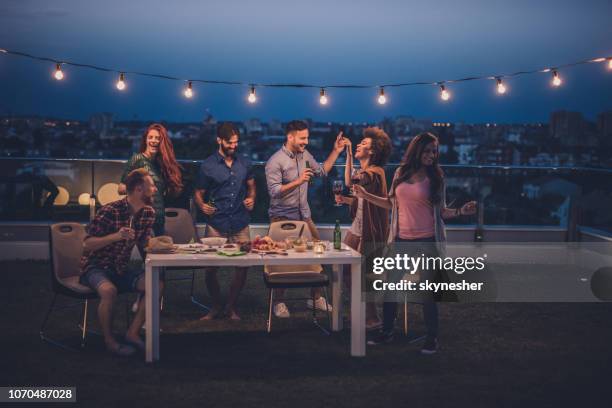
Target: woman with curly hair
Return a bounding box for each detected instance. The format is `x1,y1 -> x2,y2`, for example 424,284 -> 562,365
335,127 -> 392,330
119,123 -> 183,236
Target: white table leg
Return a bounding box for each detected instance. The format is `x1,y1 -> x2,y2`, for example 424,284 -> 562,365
331,264 -> 343,331
145,262 -> 160,363
350,261 -> 365,357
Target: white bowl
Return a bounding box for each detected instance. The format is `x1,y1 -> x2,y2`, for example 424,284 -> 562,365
200,237 -> 228,247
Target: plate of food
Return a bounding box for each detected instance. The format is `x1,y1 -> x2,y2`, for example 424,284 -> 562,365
252,235 -> 286,251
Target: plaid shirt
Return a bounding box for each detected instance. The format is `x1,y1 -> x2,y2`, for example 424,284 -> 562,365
81,198 -> 155,276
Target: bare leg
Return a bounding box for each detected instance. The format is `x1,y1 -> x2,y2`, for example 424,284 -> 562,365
126,278 -> 164,348
225,268 -> 247,320
96,282 -> 119,350
201,268 -> 222,320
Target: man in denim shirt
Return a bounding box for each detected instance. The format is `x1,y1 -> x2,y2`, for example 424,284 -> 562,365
264,120 -> 348,318
195,123 -> 256,320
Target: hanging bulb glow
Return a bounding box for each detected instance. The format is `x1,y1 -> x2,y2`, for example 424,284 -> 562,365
54,63 -> 64,80
247,86 -> 257,104
319,88 -> 328,105
439,85 -> 451,101
377,88 -> 387,105
496,78 -> 507,95
116,73 -> 126,91
608,59 -> 612,70
551,70 -> 562,87
184,81 -> 193,98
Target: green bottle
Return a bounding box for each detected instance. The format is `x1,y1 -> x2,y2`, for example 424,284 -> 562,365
334,219 -> 342,250
305,160 -> 313,185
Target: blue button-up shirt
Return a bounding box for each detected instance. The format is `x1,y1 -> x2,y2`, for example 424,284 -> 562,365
197,152 -> 254,234
265,145 -> 326,220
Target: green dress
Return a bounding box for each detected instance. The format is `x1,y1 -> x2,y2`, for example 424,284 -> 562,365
121,153 -> 166,234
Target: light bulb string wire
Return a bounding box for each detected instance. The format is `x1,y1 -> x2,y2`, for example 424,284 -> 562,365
1,47 -> 610,89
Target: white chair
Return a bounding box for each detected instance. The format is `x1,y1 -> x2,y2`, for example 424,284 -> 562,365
164,208 -> 208,311
264,220 -> 330,334
42,223 -> 131,349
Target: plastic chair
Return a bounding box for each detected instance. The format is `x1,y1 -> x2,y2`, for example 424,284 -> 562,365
164,208 -> 208,311
41,223 -> 131,350
264,220 -> 331,334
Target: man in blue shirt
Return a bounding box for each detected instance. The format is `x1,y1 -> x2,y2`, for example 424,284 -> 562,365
195,123 -> 256,321
265,120 -> 348,318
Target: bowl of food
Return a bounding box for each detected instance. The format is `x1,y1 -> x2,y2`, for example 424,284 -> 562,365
292,237 -> 307,252
200,237 -> 227,247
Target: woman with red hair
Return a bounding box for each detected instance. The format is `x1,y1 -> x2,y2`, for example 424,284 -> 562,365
119,123 -> 183,235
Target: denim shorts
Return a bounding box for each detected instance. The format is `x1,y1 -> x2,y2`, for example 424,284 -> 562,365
80,266 -> 144,293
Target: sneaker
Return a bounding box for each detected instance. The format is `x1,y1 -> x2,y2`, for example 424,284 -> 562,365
421,337 -> 438,355
306,297 -> 333,312
273,302 -> 290,318
367,330 -> 394,346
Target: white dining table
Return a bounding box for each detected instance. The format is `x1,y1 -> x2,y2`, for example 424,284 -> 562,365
144,244 -> 365,362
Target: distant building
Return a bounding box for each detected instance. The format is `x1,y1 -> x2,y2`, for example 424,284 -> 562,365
597,110 -> 612,147
548,110 -> 597,147
89,113 -> 114,138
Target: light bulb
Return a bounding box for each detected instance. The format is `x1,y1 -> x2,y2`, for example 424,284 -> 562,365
377,88 -> 387,105
116,73 -> 126,90
247,86 -> 257,104
54,63 -> 64,81
440,85 -> 450,101
496,78 -> 506,94
319,88 -> 328,105
552,70 -> 562,87
608,59 -> 612,70
184,81 -> 193,98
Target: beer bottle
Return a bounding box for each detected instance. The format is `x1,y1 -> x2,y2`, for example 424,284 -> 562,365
334,219 -> 342,250
305,160 -> 314,185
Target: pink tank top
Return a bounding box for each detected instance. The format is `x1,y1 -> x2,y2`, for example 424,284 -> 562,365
395,178 -> 435,239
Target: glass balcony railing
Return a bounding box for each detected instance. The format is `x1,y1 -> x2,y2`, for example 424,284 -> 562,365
1,157 -> 611,232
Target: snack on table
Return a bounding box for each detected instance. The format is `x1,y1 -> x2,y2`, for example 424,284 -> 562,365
252,235 -> 286,251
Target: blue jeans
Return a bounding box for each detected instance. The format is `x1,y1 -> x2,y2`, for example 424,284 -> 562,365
382,236 -> 439,339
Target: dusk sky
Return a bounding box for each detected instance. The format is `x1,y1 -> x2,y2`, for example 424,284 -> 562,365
1,0 -> 611,124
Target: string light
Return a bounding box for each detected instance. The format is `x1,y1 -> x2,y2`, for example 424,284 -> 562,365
247,86 -> 257,104
551,70 -> 562,87
1,48 -> 610,102
53,63 -> 64,81
116,73 -> 126,91
184,81 -> 193,98
439,84 -> 451,101
496,78 -> 507,95
377,87 -> 387,105
319,88 -> 328,105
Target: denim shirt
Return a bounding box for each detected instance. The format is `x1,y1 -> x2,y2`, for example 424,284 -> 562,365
265,145 -> 326,220
197,152 -> 254,234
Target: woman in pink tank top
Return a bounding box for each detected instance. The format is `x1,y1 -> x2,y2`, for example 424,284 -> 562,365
355,132 -> 476,354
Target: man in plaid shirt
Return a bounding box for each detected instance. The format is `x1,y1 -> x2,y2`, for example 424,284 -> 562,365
80,168 -> 163,357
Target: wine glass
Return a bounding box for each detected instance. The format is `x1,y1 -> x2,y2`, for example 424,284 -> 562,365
332,180 -> 343,207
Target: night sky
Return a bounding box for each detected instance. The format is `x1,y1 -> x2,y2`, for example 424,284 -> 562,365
1,0 -> 611,123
